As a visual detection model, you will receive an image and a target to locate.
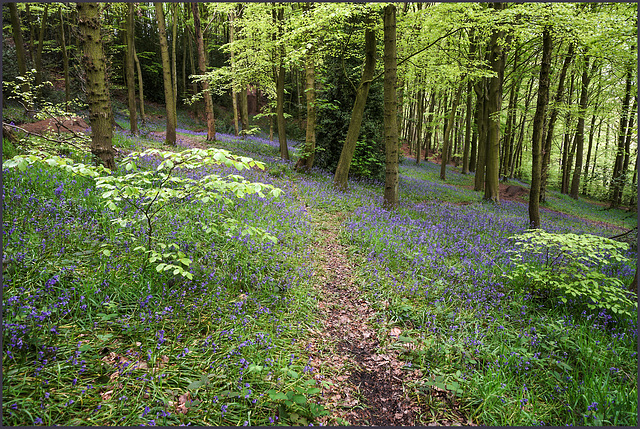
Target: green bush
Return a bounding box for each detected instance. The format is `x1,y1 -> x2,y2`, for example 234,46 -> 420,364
506,229 -> 636,318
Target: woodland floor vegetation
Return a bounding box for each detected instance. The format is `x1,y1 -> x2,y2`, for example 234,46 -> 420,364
2,96 -> 637,426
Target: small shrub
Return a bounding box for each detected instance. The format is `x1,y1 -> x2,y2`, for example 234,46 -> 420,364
506,229 -> 636,318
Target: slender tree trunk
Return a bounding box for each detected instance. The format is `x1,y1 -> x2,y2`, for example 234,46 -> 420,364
26,4 -> 34,62
191,2 -> 216,141
511,72 -> 536,178
172,3 -> 178,120
240,85 -> 249,138
424,91 -> 436,159
462,80 -> 473,174
77,2 -> 115,170
582,111 -> 599,195
8,3 -> 30,110
155,3 -> 177,145
440,84 -> 463,180
474,77 -> 488,192
133,46 -> 146,123
274,4 -> 289,159
58,5 -> 70,109
35,4 -> 49,87
415,88 -> 425,165
627,149 -> 638,207
187,26 -> 199,119
560,72 -> 576,193
229,9 -> 240,136
383,4 -> 399,209
125,3 -> 138,135
528,27 -> 552,229
469,103 -> 478,172
333,14 -> 376,191
618,97 -> 637,203
295,41 -> 316,171
570,57 -> 593,199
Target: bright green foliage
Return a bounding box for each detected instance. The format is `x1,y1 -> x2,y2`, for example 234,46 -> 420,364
4,147 -> 282,279
507,229 -> 636,318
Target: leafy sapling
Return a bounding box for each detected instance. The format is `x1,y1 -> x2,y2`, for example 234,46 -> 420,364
4,147 -> 283,280
506,229 -> 636,318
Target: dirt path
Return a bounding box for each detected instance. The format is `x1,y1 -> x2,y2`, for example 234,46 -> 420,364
301,209 -> 474,426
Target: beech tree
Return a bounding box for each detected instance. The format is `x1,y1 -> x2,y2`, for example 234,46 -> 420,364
383,3 -> 399,209
77,2 -> 115,170
155,2 -> 177,145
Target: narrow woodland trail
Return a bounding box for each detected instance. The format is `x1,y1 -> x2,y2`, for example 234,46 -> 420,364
301,208 -> 470,426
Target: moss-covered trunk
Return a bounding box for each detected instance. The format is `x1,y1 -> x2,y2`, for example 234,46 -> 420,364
77,2 -> 115,170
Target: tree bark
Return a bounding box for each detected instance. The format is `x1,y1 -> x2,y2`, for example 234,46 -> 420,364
58,5 -> 70,109
415,87 -> 425,164
171,3 -> 178,120
191,2 -> 216,141
275,4 -> 289,159
333,13 -> 376,191
570,57 -> 593,199
483,7 -> 507,203
125,3 -> 138,135
528,27 -> 552,228
618,97 -> 637,203
133,46 -> 146,123
35,3 -> 49,87
295,39 -> 317,171
440,84 -> 463,180
383,4 -> 399,209
462,80 -> 473,174
8,3 -> 30,110
229,9 -> 240,136
77,2 -> 115,170
424,91 -> 436,159
155,3 -> 177,145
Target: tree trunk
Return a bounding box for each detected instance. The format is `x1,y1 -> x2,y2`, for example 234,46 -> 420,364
528,27 -> 552,229
77,3 -> 115,170
570,57 -> 593,199
172,3 -> 178,120
191,2 -> 216,141
440,84 -> 463,180
511,72 -> 536,178
35,3 -> 49,87
155,3 -> 177,145
240,85 -> 249,138
333,14 -> 376,191
58,5 -> 70,109
474,76 -> 488,192
275,4 -> 289,159
229,9 -> 240,136
415,88 -> 425,165
484,7 -> 507,203
383,4 -> 399,209
133,46 -> 146,123
125,3 -> 138,135
582,112 -> 599,195
560,71 -> 576,194
424,91 -> 436,159
618,97 -> 637,203
462,80 -> 473,174
295,42 -> 316,171
8,3 -> 30,110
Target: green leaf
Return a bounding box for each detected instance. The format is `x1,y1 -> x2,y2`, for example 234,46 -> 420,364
102,249 -> 111,257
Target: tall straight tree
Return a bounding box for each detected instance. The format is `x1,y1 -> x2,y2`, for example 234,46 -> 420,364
440,83 -> 463,180
569,56 -> 593,199
8,3 -> 30,110
125,3 -> 138,135
295,4 -> 317,172
34,3 -> 49,87
333,11 -> 376,191
155,3 -> 177,145
274,4 -> 289,159
528,27 -> 552,228
77,2 -> 115,170
483,2 -> 507,203
383,3 -> 399,209
58,5 -> 70,109
609,68 -> 634,208
191,2 -> 216,141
